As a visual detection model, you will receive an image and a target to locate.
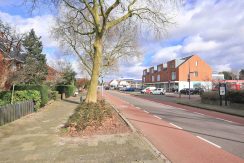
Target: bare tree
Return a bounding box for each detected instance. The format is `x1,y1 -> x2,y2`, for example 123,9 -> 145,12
0,20 -> 26,89
27,0 -> 177,102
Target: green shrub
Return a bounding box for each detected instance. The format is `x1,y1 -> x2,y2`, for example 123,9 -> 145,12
56,85 -> 75,98
66,100 -> 112,131
201,91 -> 219,101
0,90 -> 41,110
201,90 -> 244,104
227,90 -> 244,104
14,90 -> 41,110
14,85 -> 49,107
48,91 -> 59,100
0,91 -> 11,105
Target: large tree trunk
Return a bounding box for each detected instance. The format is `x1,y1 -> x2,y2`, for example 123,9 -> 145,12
85,35 -> 102,103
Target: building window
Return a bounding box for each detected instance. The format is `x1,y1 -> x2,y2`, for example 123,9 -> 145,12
158,66 -> 161,72
151,69 -> 154,74
157,74 -> 160,81
194,71 -> 198,77
152,76 -> 155,82
143,77 -> 145,82
143,71 -> 146,75
196,61 -> 198,66
171,72 -> 176,80
170,63 -> 175,68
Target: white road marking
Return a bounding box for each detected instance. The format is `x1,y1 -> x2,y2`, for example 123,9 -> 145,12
193,112 -> 205,116
143,110 -> 149,114
216,118 -> 235,124
197,136 -> 221,148
169,123 -> 183,129
153,115 -> 162,119
216,118 -> 226,121
135,107 -> 141,110
177,108 -> 186,111
224,120 -> 234,123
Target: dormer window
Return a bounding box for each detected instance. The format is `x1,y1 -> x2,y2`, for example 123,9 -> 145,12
158,66 -> 161,72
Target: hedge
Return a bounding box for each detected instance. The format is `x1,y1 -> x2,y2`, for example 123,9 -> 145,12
48,91 -> 59,101
0,90 -> 41,110
14,85 -> 49,107
56,85 -> 75,98
201,90 -> 244,104
227,90 -> 244,104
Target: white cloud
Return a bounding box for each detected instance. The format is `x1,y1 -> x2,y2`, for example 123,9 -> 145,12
0,11 -> 57,48
144,0 -> 244,74
152,45 -> 182,65
182,35 -> 219,53
214,64 -> 232,72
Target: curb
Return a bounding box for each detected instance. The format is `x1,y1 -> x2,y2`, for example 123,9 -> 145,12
109,102 -> 171,163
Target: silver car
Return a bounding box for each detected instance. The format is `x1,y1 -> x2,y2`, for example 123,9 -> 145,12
152,88 -> 166,95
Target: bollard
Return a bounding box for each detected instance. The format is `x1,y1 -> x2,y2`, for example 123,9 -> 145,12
80,96 -> 83,103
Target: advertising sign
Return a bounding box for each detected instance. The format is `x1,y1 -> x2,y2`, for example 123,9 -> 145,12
219,86 -> 226,96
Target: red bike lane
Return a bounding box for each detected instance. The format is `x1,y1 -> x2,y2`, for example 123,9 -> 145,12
105,92 -> 244,163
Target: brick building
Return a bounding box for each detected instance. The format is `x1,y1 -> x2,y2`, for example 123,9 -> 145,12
142,55 -> 212,91
0,51 -> 23,90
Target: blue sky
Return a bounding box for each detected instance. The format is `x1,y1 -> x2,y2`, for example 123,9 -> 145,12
0,0 -> 244,80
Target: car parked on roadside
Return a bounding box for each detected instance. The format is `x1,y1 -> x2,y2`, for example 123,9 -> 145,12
141,87 -> 156,94
193,88 -> 204,94
180,88 -> 194,95
152,88 -> 166,95
124,87 -> 135,92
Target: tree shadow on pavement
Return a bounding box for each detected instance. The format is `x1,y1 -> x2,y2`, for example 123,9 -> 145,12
63,99 -> 81,105
128,118 -> 244,144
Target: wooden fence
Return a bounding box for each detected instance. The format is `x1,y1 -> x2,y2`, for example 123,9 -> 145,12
0,100 -> 34,126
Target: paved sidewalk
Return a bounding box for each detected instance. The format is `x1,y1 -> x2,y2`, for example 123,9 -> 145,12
0,96 -> 162,162
105,92 -> 244,163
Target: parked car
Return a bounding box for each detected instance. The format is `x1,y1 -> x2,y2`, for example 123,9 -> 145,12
141,87 -> 156,94
180,88 -> 194,95
193,88 -> 204,94
119,87 -> 127,91
125,87 -> 135,91
152,88 -> 166,95
104,86 -> 110,90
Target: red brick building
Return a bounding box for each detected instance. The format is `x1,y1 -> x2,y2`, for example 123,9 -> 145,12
0,51 -> 23,90
142,55 -> 212,91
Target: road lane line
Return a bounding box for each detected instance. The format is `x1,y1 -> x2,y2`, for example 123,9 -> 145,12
224,120 -> 234,123
169,123 -> 183,129
216,118 -> 226,121
196,136 -> 221,148
143,110 -> 149,114
153,115 -> 162,119
215,118 -> 235,124
193,112 -> 205,116
177,108 -> 186,111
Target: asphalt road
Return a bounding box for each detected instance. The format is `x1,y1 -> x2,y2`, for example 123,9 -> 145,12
108,91 -> 244,159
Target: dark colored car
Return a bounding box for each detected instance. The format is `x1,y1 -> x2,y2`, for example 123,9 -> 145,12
193,88 -> 204,94
180,88 -> 194,95
104,86 -> 110,90
125,87 -> 135,91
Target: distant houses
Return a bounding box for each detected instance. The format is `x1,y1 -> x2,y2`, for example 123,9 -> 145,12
108,78 -> 142,89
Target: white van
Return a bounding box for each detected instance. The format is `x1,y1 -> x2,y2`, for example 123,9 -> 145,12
141,87 -> 156,94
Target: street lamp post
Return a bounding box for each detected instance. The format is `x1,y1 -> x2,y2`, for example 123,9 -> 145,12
188,72 -> 195,99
